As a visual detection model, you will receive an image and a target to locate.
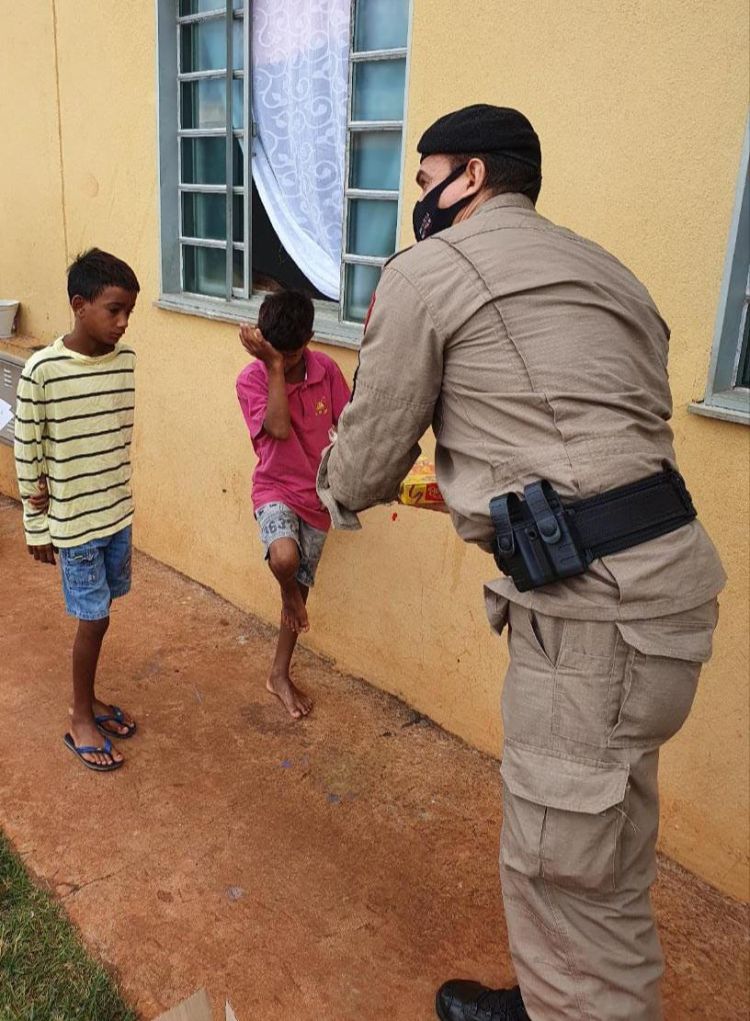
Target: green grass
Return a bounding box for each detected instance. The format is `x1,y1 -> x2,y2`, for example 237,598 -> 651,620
0,831 -> 137,1021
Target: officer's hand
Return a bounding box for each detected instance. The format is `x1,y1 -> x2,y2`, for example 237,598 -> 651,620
29,476 -> 49,512
27,543 -> 57,565
239,325 -> 284,371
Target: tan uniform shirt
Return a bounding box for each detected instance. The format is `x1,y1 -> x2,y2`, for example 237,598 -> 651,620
326,193 -> 726,620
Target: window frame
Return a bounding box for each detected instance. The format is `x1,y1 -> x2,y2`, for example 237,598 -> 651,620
340,36 -> 409,324
175,3 -> 248,302
155,0 -> 412,348
689,116 -> 750,425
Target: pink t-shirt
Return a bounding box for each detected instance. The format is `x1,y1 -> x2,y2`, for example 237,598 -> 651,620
236,350 -> 351,531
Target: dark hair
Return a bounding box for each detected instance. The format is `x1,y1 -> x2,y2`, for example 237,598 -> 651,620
257,289 -> 314,352
67,248 -> 140,302
448,153 -> 541,204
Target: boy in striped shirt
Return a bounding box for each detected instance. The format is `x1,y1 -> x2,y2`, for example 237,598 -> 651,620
14,249 -> 139,772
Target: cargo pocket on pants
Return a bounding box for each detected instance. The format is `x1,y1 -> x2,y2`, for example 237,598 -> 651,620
62,546 -> 99,588
500,743 -> 630,894
610,600 -> 718,748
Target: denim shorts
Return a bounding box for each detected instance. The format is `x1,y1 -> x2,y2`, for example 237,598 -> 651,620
59,525 -> 133,620
255,502 -> 327,588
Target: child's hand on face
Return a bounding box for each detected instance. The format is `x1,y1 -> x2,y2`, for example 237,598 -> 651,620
239,325 -> 284,371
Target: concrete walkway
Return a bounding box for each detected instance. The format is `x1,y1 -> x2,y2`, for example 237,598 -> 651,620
0,497 -> 747,1020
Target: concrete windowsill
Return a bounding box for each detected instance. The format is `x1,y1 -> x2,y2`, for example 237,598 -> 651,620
155,292 -> 364,352
688,399 -> 750,425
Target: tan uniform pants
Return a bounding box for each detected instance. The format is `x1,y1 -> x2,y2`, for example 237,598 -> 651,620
496,598 -> 718,1021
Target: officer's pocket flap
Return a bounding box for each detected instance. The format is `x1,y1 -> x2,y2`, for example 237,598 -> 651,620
483,583 -> 510,635
616,619 -> 714,663
500,744 -> 629,814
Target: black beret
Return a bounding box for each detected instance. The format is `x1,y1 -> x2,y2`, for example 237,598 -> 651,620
418,104 -> 541,169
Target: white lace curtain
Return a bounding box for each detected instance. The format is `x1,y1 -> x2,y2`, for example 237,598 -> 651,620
251,0 -> 350,299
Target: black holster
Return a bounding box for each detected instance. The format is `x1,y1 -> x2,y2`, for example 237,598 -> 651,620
489,466 -> 697,593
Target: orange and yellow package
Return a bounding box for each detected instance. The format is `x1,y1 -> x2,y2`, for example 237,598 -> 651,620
397,457 -> 448,513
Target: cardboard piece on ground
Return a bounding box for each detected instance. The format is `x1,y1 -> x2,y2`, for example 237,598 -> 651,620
153,988 -> 212,1021
152,990 -> 240,1021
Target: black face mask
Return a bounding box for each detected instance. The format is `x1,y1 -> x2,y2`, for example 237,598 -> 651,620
412,163 -> 471,241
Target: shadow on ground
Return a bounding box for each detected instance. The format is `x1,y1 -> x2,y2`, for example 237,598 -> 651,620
0,498 -> 747,1020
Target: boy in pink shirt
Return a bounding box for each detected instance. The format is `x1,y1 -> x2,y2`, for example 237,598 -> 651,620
236,291 -> 351,719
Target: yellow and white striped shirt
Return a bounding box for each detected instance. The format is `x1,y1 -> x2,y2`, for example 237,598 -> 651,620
14,337 -> 135,548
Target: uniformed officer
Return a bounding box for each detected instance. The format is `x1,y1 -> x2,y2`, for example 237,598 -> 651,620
321,105 -> 726,1020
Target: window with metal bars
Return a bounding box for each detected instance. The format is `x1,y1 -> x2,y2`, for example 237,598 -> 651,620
691,117 -> 750,424
157,0 -> 411,341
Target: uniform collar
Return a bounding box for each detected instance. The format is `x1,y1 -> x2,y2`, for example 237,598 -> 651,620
472,192 -> 536,218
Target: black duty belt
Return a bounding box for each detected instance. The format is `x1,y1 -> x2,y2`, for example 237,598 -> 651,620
489,464 -> 697,592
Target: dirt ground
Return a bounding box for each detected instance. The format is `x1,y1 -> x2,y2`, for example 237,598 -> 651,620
0,497 -> 747,1021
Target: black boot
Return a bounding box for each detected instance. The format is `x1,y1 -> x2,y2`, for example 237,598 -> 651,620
435,980 -> 530,1021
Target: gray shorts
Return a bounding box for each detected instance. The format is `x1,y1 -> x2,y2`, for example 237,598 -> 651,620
255,501 -> 327,588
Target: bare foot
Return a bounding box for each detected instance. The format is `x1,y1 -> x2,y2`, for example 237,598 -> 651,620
280,584 -> 309,633
68,714 -> 123,767
267,672 -> 313,720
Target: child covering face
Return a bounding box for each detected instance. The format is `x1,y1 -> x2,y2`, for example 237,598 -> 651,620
236,290 -> 350,719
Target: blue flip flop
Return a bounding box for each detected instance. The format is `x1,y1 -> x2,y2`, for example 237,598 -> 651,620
63,732 -> 123,772
95,704 -> 137,739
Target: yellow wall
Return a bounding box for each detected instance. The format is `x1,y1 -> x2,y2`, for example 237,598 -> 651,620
0,0 -> 747,899
0,2 -> 69,336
